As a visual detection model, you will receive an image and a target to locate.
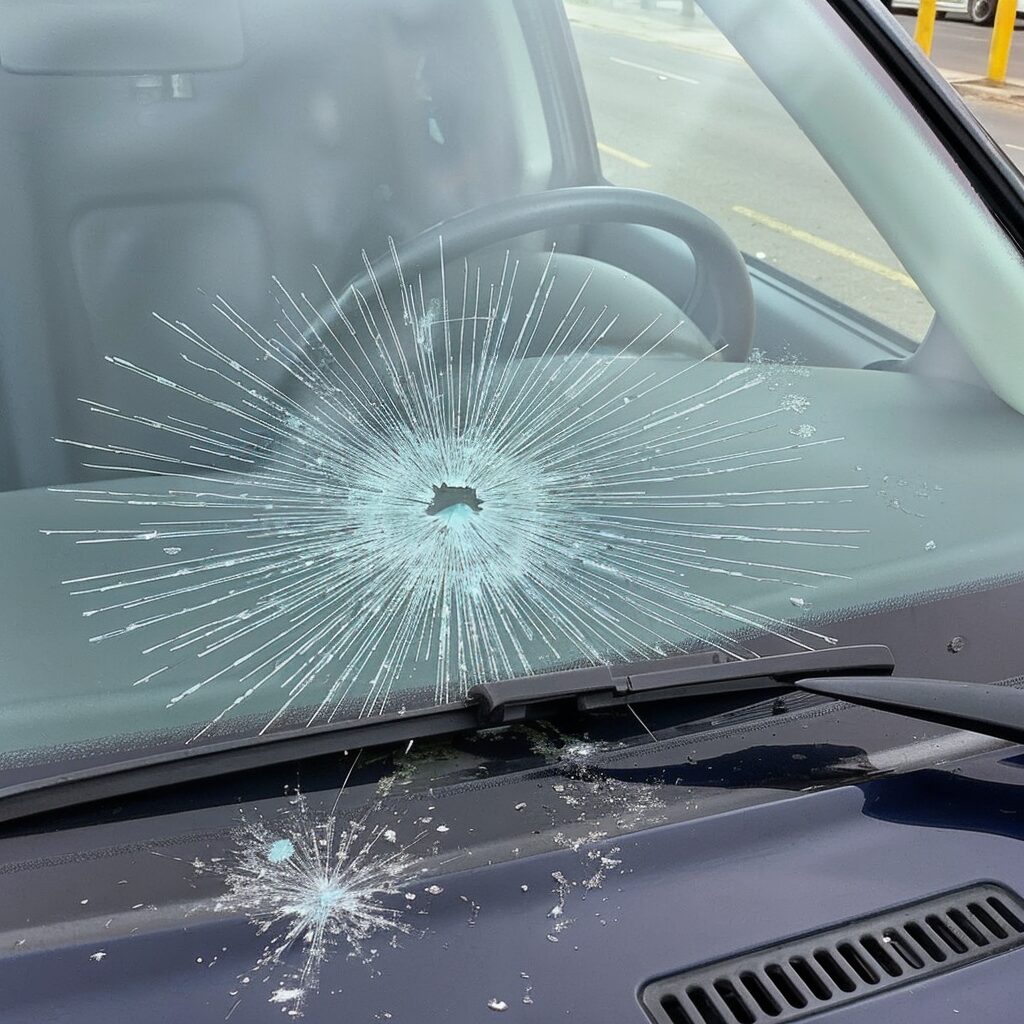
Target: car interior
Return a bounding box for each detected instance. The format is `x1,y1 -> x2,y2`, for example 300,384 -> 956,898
0,0 -> 936,497
0,0 -> 559,490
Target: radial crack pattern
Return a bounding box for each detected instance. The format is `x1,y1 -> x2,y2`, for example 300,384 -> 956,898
48,242 -> 866,737
212,794 -> 422,1016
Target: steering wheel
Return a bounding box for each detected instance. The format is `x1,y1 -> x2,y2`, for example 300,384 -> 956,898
338,186 -> 755,363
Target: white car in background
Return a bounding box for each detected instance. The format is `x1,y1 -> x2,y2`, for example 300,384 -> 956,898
885,0 -> 1024,25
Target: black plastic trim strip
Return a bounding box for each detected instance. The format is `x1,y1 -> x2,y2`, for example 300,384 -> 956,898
0,702 -> 479,830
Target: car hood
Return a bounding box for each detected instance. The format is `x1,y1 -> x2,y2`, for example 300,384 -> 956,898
0,697 -> 1022,1022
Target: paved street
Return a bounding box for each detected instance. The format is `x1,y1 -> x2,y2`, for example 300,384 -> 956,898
565,2 -> 1024,341
890,12 -> 1024,172
971,96 -> 1024,159
891,10 -> 1024,78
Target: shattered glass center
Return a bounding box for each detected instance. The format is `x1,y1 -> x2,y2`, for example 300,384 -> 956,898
212,798 -> 414,1014
426,482 -> 483,524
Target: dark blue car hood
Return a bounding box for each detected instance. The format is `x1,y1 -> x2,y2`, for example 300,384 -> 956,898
2,690 -> 1023,1024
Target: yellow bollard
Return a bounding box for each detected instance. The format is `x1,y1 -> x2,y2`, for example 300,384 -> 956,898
987,0 -> 1017,85
914,0 -> 938,58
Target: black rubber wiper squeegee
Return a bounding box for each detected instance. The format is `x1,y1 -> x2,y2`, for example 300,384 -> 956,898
468,645 -> 896,723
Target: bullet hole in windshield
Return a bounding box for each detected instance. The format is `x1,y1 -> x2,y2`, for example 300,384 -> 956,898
426,483 -> 483,519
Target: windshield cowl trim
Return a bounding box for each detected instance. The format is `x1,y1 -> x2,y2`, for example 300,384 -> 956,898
0,645 -> 893,830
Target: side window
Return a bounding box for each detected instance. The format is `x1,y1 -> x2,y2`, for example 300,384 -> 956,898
565,1 -> 937,342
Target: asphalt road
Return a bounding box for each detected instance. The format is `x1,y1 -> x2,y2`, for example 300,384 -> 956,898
972,97 -> 1024,160
891,10 -> 1024,79
569,15 -> 1024,341
890,13 -> 1024,172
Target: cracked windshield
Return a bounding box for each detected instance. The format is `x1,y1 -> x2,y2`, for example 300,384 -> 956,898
2,0 -> 1024,768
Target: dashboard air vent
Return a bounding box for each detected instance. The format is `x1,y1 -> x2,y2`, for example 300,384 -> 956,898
642,884 -> 1024,1024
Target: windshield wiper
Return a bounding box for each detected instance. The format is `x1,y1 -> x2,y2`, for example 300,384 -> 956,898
794,675 -> 1024,746
469,645 -> 895,722
0,646 -> 893,828
10,646 -> 1017,834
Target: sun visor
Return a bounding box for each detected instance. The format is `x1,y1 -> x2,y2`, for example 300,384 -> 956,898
0,0 -> 244,74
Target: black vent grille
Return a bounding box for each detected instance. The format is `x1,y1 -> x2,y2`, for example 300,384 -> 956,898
642,884 -> 1024,1024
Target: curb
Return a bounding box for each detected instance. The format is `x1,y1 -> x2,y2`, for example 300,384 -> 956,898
948,79 -> 1024,107
909,65 -> 1024,109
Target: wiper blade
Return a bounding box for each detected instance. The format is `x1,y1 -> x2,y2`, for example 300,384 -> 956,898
0,645 -> 892,829
469,645 -> 895,723
795,675 -> 1024,746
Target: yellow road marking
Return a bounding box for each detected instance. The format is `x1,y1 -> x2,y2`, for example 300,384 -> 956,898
732,205 -> 919,290
598,141 -> 652,169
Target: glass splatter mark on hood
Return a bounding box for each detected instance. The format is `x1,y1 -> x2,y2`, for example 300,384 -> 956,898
49,243 -> 866,738
210,794 -> 426,1017
267,838 -> 296,863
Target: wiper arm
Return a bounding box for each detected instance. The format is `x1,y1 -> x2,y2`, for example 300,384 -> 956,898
794,675 -> 1024,746
0,645 -> 892,829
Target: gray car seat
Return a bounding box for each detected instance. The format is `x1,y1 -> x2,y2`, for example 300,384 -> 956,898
0,0 -> 558,491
